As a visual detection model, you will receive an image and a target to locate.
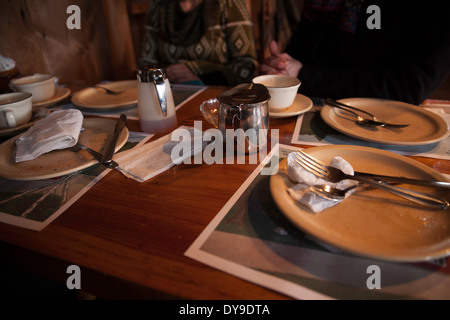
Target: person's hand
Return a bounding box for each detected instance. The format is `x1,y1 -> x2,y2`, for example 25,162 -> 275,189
259,41 -> 303,78
166,63 -> 201,83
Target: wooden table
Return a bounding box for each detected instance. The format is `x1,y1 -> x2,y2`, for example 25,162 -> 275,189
0,86 -> 449,300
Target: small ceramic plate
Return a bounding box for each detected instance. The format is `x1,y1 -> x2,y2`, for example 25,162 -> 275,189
71,80 -> 137,110
269,94 -> 313,118
270,145 -> 450,262
0,117 -> 129,180
32,86 -> 71,109
0,116 -> 38,138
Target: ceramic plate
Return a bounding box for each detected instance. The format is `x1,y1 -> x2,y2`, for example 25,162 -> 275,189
71,80 -> 137,110
0,118 -> 129,181
0,116 -> 38,138
320,98 -> 450,145
270,145 -> 450,262
270,94 -> 313,118
32,86 -> 71,109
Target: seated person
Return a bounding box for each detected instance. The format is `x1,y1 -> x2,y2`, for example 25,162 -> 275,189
260,0 -> 450,105
140,0 -> 258,86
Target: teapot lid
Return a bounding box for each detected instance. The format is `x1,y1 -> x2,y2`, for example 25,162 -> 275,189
217,84 -> 270,106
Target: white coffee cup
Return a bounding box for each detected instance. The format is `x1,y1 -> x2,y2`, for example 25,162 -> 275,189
252,75 -> 301,111
10,74 -> 55,103
0,92 -> 32,129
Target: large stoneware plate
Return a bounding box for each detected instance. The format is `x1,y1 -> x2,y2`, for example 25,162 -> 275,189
0,118 -> 129,180
71,80 -> 137,110
270,145 -> 450,262
320,98 -> 449,145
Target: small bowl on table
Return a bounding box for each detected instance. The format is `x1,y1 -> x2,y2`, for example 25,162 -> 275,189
252,75 -> 301,112
10,74 -> 56,103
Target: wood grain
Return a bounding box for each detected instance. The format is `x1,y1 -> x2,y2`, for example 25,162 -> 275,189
0,86 -> 448,299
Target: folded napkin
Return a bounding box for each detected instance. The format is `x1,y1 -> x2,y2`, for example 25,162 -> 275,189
286,152 -> 358,213
114,126 -> 208,182
15,109 -> 83,163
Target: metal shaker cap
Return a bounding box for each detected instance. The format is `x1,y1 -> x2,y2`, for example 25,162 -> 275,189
217,84 -> 270,107
137,65 -> 166,83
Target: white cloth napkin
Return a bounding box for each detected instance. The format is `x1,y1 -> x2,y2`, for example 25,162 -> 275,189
15,109 -> 83,163
286,152 -> 358,213
114,126 -> 208,182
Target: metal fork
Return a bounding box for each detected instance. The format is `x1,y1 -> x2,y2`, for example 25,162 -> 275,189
294,151 -> 449,209
93,85 -> 125,95
70,142 -> 119,169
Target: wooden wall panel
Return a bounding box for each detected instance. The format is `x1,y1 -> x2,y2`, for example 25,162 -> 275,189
101,0 -> 136,80
0,0 -> 114,91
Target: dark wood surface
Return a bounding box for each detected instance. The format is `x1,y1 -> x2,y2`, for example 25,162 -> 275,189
0,86 -> 449,299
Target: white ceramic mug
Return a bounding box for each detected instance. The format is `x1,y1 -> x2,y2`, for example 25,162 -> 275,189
252,75 -> 301,111
0,92 -> 32,129
10,74 -> 55,103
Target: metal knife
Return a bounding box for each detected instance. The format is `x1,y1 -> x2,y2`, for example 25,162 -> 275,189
101,114 -> 127,164
354,171 -> 450,189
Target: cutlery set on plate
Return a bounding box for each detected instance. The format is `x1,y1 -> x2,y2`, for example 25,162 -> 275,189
294,150 -> 449,209
324,98 -> 410,128
71,113 -> 126,170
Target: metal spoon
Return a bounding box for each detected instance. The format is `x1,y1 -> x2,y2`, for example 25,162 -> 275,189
310,184 -> 359,201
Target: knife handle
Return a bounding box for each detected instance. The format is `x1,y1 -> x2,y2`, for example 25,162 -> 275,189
101,114 -> 127,163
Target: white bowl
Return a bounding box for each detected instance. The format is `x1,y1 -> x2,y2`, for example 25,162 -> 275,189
10,74 -> 55,103
0,92 -> 32,128
252,75 -> 301,111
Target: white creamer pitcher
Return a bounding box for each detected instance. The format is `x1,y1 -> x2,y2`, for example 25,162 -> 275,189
137,66 -> 177,134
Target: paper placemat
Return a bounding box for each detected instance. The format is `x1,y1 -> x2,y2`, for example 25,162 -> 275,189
0,132 -> 152,231
185,144 -> 450,300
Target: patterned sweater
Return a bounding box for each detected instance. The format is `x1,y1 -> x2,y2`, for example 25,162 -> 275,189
140,0 -> 257,86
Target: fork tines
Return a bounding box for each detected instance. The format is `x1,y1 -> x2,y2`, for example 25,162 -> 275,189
294,151 -> 328,179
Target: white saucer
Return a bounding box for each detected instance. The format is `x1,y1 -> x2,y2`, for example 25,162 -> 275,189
269,94 -> 313,118
0,115 -> 38,138
32,86 -> 71,109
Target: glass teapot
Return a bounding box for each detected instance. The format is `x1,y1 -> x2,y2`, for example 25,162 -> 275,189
200,84 -> 270,154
